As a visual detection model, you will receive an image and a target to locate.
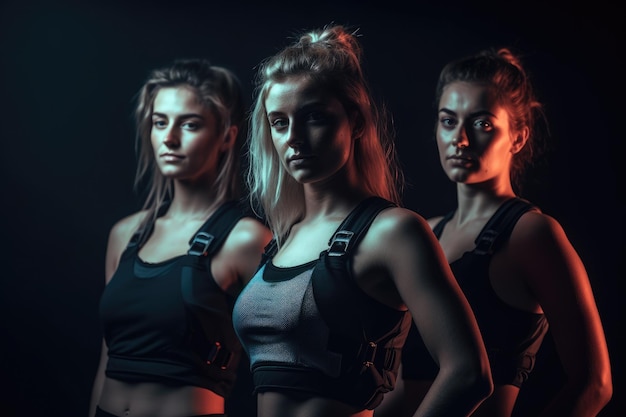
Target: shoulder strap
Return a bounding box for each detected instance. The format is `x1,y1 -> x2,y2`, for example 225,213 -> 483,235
260,238 -> 278,265
126,201 -> 172,250
474,197 -> 539,255
432,210 -> 455,239
326,196 -> 397,257
187,200 -> 249,257
261,197 -> 396,263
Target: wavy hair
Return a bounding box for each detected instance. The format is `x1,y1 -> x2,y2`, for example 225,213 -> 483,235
133,59 -> 246,229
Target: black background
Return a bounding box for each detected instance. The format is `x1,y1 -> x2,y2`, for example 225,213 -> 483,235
0,1 -> 622,416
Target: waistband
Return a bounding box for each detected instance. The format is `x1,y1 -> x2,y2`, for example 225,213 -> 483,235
95,406 -> 227,417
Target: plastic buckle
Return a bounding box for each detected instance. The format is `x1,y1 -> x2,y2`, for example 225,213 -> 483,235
327,230 -> 354,257
188,232 -> 214,256
361,341 -> 377,368
474,230 -> 498,255
206,342 -> 233,370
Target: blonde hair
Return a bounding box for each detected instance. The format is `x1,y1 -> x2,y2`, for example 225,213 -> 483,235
246,24 -> 403,245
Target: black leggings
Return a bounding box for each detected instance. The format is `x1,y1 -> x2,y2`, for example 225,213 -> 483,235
95,407 -> 227,417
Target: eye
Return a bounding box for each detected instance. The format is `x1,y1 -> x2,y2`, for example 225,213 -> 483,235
152,118 -> 167,129
182,120 -> 200,130
269,117 -> 288,130
439,116 -> 456,128
473,119 -> 493,132
306,111 -> 327,123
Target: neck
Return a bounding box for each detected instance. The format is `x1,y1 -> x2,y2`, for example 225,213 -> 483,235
302,187 -> 370,224
166,180 -> 223,220
455,181 -> 516,225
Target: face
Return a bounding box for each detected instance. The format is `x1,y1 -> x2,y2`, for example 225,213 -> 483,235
436,81 -> 519,185
150,86 -> 228,182
264,75 -> 355,186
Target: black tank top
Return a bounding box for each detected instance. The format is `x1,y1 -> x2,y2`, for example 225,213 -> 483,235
99,201 -> 248,397
402,198 -> 549,387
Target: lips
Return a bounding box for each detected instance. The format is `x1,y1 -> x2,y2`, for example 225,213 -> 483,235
160,152 -> 184,160
287,154 -> 313,163
447,154 -> 474,168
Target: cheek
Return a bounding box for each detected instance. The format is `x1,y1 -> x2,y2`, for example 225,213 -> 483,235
150,131 -> 161,153
270,134 -> 287,163
188,133 -> 219,163
436,130 -> 448,157
270,133 -> 282,152
483,136 -> 511,159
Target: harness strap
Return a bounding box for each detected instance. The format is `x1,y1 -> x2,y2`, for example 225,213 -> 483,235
184,200 -> 250,370
327,196 -> 397,257
260,238 -> 278,266
187,200 -> 248,257
474,197 -> 538,255
432,198 -> 538,256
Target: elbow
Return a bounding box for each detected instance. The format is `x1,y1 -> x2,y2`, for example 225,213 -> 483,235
477,368 -> 495,402
584,360 -> 613,408
472,357 -> 494,402
459,362 -> 494,403
590,370 -> 613,409
570,364 -> 613,412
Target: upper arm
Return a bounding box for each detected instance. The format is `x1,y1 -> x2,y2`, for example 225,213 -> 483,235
512,212 -> 611,383
224,216 -> 272,286
366,208 -> 488,371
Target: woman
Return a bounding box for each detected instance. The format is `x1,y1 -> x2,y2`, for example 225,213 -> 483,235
232,24 -> 493,417
89,59 -> 272,417
378,48 -> 613,417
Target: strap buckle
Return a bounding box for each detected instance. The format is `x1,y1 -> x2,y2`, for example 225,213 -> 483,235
360,341 -> 377,368
206,342 -> 233,370
327,230 -> 354,257
474,229 -> 498,255
188,232 -> 214,256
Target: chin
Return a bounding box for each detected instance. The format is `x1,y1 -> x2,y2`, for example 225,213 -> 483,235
446,173 -> 468,183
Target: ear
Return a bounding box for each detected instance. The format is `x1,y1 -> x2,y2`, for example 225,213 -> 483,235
350,112 -> 364,140
511,126 -> 529,154
220,125 -> 238,151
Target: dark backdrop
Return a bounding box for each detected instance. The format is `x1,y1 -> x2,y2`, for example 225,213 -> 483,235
0,1 -> 622,416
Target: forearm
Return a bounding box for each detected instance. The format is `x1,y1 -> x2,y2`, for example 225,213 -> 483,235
536,377 -> 613,417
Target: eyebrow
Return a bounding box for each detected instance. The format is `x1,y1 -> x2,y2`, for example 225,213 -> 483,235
438,108 -> 497,118
151,112 -> 205,119
266,102 -> 328,117
266,111 -> 283,119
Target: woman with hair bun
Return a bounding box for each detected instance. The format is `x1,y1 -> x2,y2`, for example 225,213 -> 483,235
377,47 -> 612,417
232,24 -> 493,417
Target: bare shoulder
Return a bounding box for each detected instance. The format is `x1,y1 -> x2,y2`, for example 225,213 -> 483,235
510,210 -> 567,247
508,209 -> 579,278
227,216 -> 272,249
108,210 -> 149,245
220,215 -> 272,287
362,206 -> 437,252
373,206 -> 431,232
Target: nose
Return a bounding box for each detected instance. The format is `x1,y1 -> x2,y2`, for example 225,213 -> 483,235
162,126 -> 180,148
451,126 -> 469,149
285,122 -> 304,149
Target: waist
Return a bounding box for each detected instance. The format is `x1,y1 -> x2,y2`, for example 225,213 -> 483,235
257,391 -> 373,417
99,378 -> 225,416
105,353 -> 238,396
